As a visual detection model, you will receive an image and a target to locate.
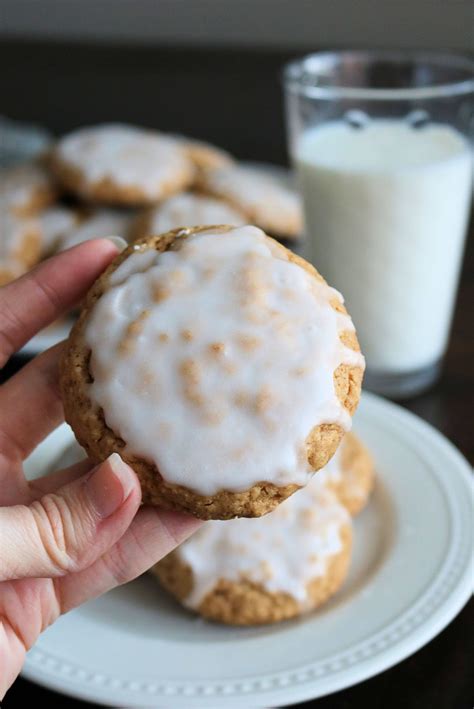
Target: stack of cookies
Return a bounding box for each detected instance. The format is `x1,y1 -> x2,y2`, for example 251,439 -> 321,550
1,123 -> 303,284
152,431 -> 375,626
55,430 -> 374,627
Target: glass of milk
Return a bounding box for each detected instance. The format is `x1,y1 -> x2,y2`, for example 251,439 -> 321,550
284,51 -> 473,398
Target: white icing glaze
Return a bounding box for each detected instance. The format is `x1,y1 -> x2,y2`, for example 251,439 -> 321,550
203,165 -> 302,234
109,246 -> 158,283
56,124 -> 194,197
177,481 -> 350,608
60,209 -> 132,250
85,226 -> 364,495
37,206 -> 78,254
0,162 -> 52,212
144,192 -> 246,234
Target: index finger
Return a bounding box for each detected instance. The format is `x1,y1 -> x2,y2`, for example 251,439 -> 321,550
0,239 -> 120,367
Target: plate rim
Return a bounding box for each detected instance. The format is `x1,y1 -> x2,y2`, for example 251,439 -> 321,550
21,391 -> 473,706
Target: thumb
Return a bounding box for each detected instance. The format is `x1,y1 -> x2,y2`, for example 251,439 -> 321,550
0,453 -> 141,581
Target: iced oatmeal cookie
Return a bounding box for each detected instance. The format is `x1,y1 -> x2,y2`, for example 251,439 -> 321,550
60,224 -> 364,519
152,482 -> 352,625
198,164 -> 303,241
50,124 -> 195,206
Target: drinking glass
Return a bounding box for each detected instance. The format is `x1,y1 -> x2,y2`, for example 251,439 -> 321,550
284,51 -> 473,398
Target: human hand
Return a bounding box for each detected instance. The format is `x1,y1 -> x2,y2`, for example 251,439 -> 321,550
0,240 -> 201,697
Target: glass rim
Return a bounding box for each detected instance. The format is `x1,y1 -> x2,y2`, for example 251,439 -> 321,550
283,50 -> 474,100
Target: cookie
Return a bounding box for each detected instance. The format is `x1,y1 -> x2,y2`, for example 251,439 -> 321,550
152,483 -> 352,625
0,161 -> 57,216
131,192 -> 246,239
0,208 -> 41,285
198,165 -> 303,240
60,208 -> 133,250
60,224 -> 364,519
37,205 -> 79,257
318,432 -> 375,516
50,124 -> 195,206
171,135 -> 234,170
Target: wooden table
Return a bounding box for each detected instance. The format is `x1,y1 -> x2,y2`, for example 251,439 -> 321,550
1,40 -> 472,709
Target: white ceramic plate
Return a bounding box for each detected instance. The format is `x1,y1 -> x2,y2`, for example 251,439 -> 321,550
21,392 -> 473,707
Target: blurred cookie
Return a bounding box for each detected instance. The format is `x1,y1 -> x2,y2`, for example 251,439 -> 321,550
0,161 -> 57,216
60,225 -> 364,520
172,135 -> 234,170
131,192 -> 246,239
152,483 -> 352,625
51,124 -> 196,206
0,208 -> 41,284
37,205 -> 80,257
318,432 -> 375,516
198,164 -> 302,240
60,208 -> 133,250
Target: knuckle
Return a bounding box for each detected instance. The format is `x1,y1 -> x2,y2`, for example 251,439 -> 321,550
30,495 -> 78,574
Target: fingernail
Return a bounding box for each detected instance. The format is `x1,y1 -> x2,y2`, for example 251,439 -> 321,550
85,453 -> 135,519
105,236 -> 128,251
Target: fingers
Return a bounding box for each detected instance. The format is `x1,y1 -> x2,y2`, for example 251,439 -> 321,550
0,620 -> 25,700
0,454 -> 141,581
54,507 -> 202,612
0,239 -> 119,367
0,343 -> 64,462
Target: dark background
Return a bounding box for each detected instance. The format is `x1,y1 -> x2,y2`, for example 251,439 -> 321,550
1,39 -> 473,709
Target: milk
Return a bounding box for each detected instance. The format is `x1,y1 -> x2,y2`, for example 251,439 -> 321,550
295,120 -> 472,374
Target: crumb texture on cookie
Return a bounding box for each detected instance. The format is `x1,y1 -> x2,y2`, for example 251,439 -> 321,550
154,482 -> 352,624
317,432 -> 375,516
74,225 -> 363,501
